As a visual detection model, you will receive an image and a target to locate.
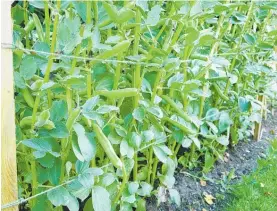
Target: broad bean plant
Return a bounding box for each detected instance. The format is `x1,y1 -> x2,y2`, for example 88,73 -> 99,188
12,1 -> 277,210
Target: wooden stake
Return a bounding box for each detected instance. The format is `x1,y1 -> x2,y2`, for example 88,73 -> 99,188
263,96 -> 267,120
1,1 -> 19,210
254,95 -> 264,141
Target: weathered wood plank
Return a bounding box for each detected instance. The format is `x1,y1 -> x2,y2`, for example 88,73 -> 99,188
1,1 -> 18,210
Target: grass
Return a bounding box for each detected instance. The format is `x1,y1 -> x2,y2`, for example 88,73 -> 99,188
226,139 -> 277,211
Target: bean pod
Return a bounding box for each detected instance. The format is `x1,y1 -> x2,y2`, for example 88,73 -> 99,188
92,122 -> 123,169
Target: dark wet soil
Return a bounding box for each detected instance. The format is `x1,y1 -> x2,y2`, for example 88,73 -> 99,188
147,111 -> 277,211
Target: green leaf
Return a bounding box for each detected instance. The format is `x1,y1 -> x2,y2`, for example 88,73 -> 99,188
37,153 -> 55,168
29,0 -> 44,9
136,0 -> 149,11
48,158 -> 62,185
243,33 -> 256,45
14,72 -> 26,89
47,186 -> 79,211
217,135 -> 229,146
128,182 -> 139,195
78,168 -> 103,188
185,27 -> 199,43
238,97 -> 251,112
73,123 -> 96,162
153,145 -> 169,163
101,173 -> 116,187
142,130 -> 154,142
205,108 -> 220,121
120,140 -> 134,159
67,179 -> 90,201
19,55 -> 38,80
57,17 -> 82,54
137,182 -> 152,197
219,112 -> 232,133
181,137 -> 192,148
147,106 -> 163,118
96,105 -> 119,114
169,189 -> 181,207
49,122 -> 69,139
146,5 -> 162,26
91,186 -> 111,211
82,96 -> 100,112
73,1 -> 87,22
22,137 -> 58,155
129,132 -> 142,149
190,136 -> 201,149
132,107 -> 145,123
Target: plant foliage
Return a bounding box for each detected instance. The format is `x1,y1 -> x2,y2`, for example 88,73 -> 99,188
12,0 -> 277,210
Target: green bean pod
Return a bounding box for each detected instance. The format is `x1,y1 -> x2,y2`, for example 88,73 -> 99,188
20,116 -> 32,128
90,40 -> 131,66
24,19 -> 35,35
66,108 -> 81,132
163,117 -> 196,135
92,122 -> 123,169
161,95 -> 194,124
212,83 -> 229,101
95,88 -> 139,99
32,13 -> 44,41
21,88 -> 35,108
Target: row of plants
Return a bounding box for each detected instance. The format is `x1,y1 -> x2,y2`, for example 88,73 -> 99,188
12,0 -> 277,210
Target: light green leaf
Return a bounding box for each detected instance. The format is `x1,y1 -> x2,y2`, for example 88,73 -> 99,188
205,108 -> 219,121
137,182 -> 152,197
14,72 -> 26,89
49,122 -> 69,138
128,182 -> 139,195
51,101 -> 68,122
142,130 -> 154,142
146,5 -> 162,26
147,106 -> 163,118
169,189 -> 181,207
120,140 -> 134,159
91,186 -> 111,211
238,97 -> 251,112
217,135 -> 229,146
73,123 -> 96,161
96,105 -> 119,114
219,112 -> 232,133
19,55 -> 37,80
47,186 -> 79,211
153,145 -> 168,163
132,107 -> 145,123
102,173 -> 116,187
82,96 -> 100,112
243,33 -> 256,45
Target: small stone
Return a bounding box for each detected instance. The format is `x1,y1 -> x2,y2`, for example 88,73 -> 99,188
259,153 -> 266,158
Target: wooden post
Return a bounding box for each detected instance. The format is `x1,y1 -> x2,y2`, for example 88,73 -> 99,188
1,1 -> 19,210
254,95 -> 264,141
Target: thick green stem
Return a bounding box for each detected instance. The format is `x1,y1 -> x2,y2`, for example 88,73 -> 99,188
151,159 -> 159,186
30,160 -> 38,205
113,53 -> 123,90
23,0 -> 30,49
131,8 -> 141,181
113,165 -> 127,208
44,0 -> 50,44
147,146 -> 153,183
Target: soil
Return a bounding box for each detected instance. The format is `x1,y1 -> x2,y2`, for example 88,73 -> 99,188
146,111 -> 277,211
